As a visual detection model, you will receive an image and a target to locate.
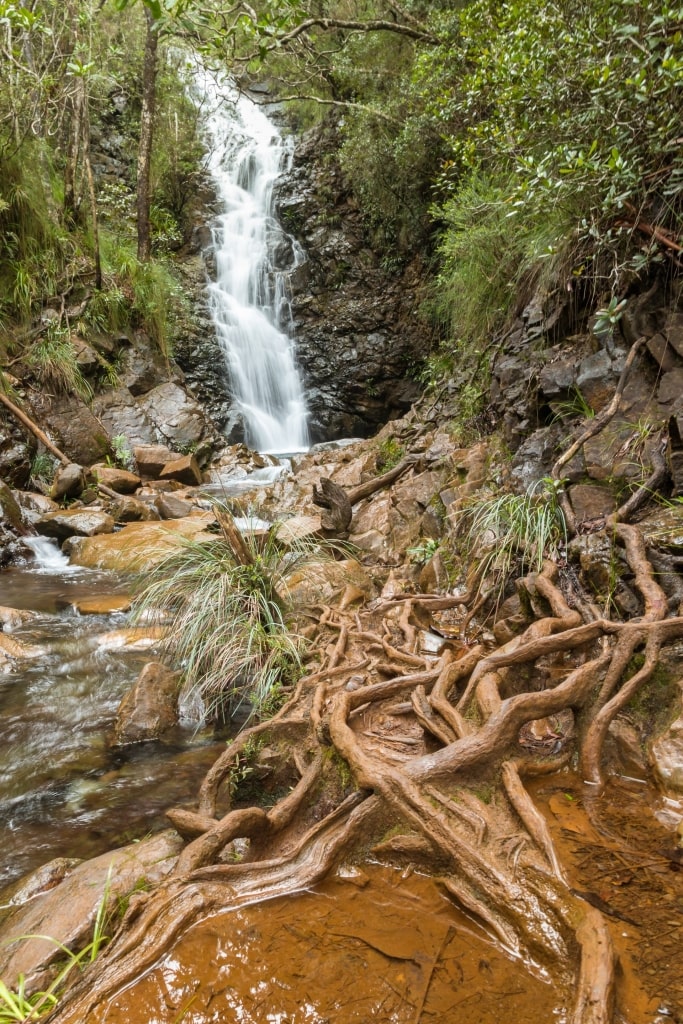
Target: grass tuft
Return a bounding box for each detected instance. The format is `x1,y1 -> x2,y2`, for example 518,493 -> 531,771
133,508 -> 343,721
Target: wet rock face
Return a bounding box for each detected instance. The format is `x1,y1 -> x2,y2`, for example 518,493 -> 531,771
273,122 -> 429,442
0,411 -> 32,487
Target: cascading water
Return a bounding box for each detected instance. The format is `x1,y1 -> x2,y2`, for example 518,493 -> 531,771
196,68 -> 309,454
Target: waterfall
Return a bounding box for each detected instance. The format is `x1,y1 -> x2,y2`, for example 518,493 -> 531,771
196,68 -> 309,454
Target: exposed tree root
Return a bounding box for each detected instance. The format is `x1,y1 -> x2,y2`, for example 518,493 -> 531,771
44,512 -> 683,1024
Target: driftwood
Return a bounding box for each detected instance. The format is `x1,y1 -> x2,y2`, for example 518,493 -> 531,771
312,477 -> 352,534
311,454 -> 421,537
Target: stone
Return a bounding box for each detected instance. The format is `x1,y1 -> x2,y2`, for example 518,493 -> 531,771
71,595 -> 131,615
575,349 -> 617,410
658,368 -> 683,406
568,483 -> 616,523
112,495 -> 160,522
96,626 -> 165,651
50,462 -> 86,500
113,661 -> 180,745
27,393 -> 110,466
275,515 -> 322,544
664,311 -> 683,358
14,492 -> 58,516
71,337 -> 100,372
284,558 -> 373,606
538,358 -> 576,396
36,509 -> 115,541
651,703 -> 683,793
91,463 -> 141,494
119,332 -> 177,396
134,443 -> 178,477
159,454 -> 203,486
0,831 -> 182,988
647,333 -> 680,373
65,515 -> 216,571
640,505 -> 683,553
0,480 -> 25,532
0,409 -> 32,487
137,383 -> 212,449
0,605 -> 38,631
154,493 -> 195,519
92,388 -> 157,446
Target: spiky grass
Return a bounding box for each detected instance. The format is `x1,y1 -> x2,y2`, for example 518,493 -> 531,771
27,327 -> 93,401
455,478 -> 567,588
133,511 -> 342,721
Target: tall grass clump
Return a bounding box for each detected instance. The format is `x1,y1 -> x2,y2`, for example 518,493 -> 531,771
100,235 -> 180,361
431,174 -> 572,350
27,326 -> 93,401
133,510 -> 338,721
455,477 -> 567,589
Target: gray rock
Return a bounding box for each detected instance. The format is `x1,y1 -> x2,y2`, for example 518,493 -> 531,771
26,394 -> 110,467
658,368 -> 683,405
575,349 -> 616,410
92,388 -> 157,446
137,383 -> 213,449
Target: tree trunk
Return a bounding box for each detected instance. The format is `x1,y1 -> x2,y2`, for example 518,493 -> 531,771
136,7 -> 158,263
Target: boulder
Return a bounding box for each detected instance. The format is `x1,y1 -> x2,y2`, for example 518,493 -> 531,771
13,492 -> 58,517
111,495 -> 160,522
91,463 -> 141,494
113,661 -> 180,745
0,409 -> 32,487
0,831 -> 182,989
658,367 -> 683,406
0,480 -> 25,532
647,333 -> 680,373
92,388 -> 157,446
285,557 -> 373,606
71,595 -> 131,615
65,514 -> 216,571
154,493 -> 196,519
137,383 -> 212,449
50,462 -> 86,500
568,483 -> 616,523
650,702 -> 683,793
159,454 -> 203,486
133,443 -> 177,478
26,393 -> 109,466
36,509 -> 115,541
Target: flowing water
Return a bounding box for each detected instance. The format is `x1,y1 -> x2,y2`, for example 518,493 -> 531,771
197,66 -> 309,454
0,543 -> 224,891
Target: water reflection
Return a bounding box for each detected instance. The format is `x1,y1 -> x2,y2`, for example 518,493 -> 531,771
0,562 -> 224,891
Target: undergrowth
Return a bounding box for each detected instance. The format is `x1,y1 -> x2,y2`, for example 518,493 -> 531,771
133,509 -> 342,721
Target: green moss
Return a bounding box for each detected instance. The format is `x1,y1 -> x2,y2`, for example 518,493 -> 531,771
376,436 -> 405,472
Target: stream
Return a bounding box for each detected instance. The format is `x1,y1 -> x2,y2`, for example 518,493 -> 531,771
0,541 -> 224,891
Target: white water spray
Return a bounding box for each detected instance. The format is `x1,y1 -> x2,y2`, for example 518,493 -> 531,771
196,68 -> 309,453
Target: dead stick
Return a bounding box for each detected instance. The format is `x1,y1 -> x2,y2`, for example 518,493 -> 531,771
0,390 -> 69,464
